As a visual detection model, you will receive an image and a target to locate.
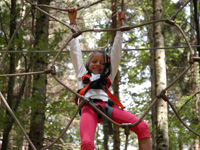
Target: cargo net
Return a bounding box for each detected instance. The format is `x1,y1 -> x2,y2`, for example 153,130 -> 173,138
0,0 -> 200,149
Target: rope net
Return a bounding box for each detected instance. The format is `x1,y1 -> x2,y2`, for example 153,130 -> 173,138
0,0 -> 199,149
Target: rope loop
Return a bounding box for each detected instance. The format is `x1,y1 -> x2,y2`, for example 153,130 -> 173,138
165,19 -> 175,26
192,57 -> 200,63
31,3 -> 37,10
119,26 -> 131,31
72,31 -> 82,38
122,123 -> 131,135
157,90 -> 168,102
50,65 -> 56,75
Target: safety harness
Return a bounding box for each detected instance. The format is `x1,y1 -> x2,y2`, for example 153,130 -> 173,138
74,73 -> 125,109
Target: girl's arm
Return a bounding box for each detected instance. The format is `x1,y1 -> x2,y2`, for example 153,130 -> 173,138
70,32 -> 87,78
109,31 -> 123,82
68,8 -> 87,78
109,11 -> 126,82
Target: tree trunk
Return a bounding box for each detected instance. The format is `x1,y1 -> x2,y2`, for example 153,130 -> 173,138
148,6 -> 157,150
147,4 -> 157,149
113,71 -> 121,150
111,0 -> 121,149
193,0 -> 200,70
151,0 -> 169,149
191,1 -> 200,149
178,139 -> 183,150
190,62 -> 199,150
1,0 -> 17,149
28,0 -> 49,149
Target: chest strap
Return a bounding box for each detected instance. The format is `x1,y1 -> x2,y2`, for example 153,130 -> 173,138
74,74 -> 125,109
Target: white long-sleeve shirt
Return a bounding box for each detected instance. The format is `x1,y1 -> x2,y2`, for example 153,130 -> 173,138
70,25 -> 123,102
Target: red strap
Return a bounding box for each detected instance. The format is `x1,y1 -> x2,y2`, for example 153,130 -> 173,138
105,78 -> 125,109
74,74 -> 91,104
75,74 -> 125,109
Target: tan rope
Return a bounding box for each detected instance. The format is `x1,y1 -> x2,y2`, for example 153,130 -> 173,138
170,0 -> 192,20
36,0 -> 104,12
0,8 -> 32,68
0,69 -> 54,77
52,74 -> 122,126
0,92 -> 37,150
157,91 -> 200,137
25,0 -> 76,33
41,100 -> 86,150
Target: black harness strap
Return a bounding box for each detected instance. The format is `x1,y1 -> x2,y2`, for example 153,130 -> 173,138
104,99 -> 114,134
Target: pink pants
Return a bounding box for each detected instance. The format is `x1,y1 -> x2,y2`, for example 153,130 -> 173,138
80,102 -> 150,150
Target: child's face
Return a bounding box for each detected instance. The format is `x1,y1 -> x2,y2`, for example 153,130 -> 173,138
88,52 -> 105,74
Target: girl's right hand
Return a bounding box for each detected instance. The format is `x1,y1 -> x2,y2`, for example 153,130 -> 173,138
68,8 -> 77,24
118,11 -> 126,27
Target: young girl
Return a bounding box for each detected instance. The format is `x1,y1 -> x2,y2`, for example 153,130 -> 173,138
68,8 -> 152,150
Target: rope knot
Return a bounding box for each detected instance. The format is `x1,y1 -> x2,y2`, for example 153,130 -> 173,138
122,123 -> 132,135
30,2 -> 37,10
72,31 -> 82,38
50,66 -> 56,75
157,90 -> 168,102
165,19 -> 175,25
120,26 -> 130,31
44,66 -> 56,75
191,57 -> 200,63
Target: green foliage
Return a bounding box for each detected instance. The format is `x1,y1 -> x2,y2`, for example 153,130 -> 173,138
96,32 -> 112,47
44,88 -> 80,149
169,95 -> 200,149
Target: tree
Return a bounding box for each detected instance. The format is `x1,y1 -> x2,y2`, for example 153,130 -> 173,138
193,0 -> 200,64
111,0 -> 122,149
28,0 -> 50,149
1,0 -> 17,149
151,0 -> 169,149
190,1 -> 199,149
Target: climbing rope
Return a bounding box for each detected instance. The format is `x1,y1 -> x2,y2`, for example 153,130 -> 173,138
0,8 -> 32,68
0,0 -> 200,149
0,92 -> 37,150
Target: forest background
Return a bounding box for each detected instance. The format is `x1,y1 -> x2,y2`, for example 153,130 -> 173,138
0,0 -> 199,150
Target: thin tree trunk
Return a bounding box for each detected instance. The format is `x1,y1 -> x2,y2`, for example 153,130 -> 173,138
28,0 -> 49,149
147,4 -> 156,149
178,139 -> 183,150
190,1 -> 200,149
150,23 -> 157,150
113,71 -> 121,150
193,0 -> 200,71
152,0 -> 169,149
190,57 -> 199,150
111,0 -> 121,149
1,0 -> 17,149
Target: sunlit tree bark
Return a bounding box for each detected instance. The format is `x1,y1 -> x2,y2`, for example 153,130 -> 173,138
190,1 -> 199,149
151,0 -> 169,149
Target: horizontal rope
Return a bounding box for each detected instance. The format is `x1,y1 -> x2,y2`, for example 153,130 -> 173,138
0,45 -> 199,53
0,69 -> 54,78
